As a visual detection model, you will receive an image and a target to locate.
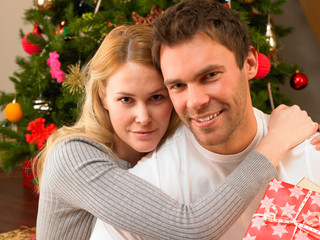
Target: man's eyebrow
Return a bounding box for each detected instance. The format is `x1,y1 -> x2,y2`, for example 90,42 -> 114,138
195,64 -> 223,78
163,64 -> 223,86
164,79 -> 181,87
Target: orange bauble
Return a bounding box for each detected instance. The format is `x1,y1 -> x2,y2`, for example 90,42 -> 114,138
4,101 -> 24,122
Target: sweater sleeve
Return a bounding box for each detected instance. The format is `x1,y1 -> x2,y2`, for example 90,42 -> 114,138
41,138 -> 277,240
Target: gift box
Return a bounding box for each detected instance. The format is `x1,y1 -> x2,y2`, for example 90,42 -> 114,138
243,179 -> 320,240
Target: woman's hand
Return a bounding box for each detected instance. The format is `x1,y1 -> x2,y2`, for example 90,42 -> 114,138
310,124 -> 320,150
255,104 -> 318,167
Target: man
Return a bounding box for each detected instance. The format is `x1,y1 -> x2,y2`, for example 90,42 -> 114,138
130,0 -> 320,239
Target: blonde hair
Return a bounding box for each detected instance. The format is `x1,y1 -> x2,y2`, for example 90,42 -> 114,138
34,24 -> 181,191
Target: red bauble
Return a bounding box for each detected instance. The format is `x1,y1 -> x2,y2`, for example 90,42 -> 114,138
22,24 -> 43,55
254,53 -> 271,79
290,70 -> 308,90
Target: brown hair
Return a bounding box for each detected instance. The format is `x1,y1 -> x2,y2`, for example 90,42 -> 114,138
152,0 -> 253,71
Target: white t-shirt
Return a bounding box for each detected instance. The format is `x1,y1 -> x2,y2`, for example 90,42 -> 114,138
91,108 -> 320,240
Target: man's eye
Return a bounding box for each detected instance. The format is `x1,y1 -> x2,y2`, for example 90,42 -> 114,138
172,83 -> 183,89
207,72 -> 217,78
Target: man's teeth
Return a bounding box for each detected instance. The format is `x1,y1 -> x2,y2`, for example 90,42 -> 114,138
196,112 -> 220,122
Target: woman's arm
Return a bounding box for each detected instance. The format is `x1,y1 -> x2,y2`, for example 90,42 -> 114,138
37,105 -> 318,240
45,139 -> 276,240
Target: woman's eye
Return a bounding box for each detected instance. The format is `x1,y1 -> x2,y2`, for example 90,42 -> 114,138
120,97 -> 131,103
151,94 -> 163,101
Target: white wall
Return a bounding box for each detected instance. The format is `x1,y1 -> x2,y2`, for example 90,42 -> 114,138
1,1 -> 319,121
275,0 -> 320,122
0,0 -> 33,120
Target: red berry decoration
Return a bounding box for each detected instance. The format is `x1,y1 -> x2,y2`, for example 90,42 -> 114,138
22,23 -> 43,55
254,53 -> 271,79
290,70 -> 308,90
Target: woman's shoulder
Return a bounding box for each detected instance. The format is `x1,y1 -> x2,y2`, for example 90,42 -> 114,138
48,137 -> 115,170
56,137 -> 108,153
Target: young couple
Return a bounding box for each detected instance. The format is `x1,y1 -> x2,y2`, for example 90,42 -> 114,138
36,0 -> 320,239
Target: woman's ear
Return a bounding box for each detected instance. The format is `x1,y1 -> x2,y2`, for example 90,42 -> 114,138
246,46 -> 258,80
99,87 -> 109,110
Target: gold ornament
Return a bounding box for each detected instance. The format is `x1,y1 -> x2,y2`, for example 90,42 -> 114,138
34,0 -> 53,10
62,61 -> 85,95
266,15 -> 276,52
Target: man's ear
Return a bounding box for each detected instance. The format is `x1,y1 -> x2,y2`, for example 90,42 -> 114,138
246,46 -> 258,80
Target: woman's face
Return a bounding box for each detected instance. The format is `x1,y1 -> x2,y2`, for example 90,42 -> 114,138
102,62 -> 173,160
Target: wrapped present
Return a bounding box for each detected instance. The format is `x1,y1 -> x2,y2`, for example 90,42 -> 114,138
243,179 -> 320,240
298,178 -> 320,193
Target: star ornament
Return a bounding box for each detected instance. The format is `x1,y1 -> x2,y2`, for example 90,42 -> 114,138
62,61 -> 85,95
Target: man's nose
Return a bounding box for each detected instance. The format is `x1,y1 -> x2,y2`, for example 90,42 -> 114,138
186,85 -> 210,110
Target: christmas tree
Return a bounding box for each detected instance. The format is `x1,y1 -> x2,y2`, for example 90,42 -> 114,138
0,0 -> 298,175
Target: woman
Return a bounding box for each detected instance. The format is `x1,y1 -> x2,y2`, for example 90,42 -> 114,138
35,24 -> 320,240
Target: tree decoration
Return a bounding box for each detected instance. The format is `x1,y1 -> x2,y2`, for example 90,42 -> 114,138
267,82 -> 275,110
223,0 -> 231,8
237,0 -> 255,3
4,98 -> 24,122
56,21 -> 68,37
25,117 -> 57,149
266,15 -> 276,53
34,0 -> 53,10
62,61 -> 85,95
22,159 -> 38,193
33,97 -> 51,113
290,70 -> 308,90
47,51 -> 65,83
22,23 -> 43,55
132,6 -> 164,25
254,53 -> 271,79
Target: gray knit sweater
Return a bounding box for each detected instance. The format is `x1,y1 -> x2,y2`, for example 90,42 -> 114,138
36,137 -> 277,240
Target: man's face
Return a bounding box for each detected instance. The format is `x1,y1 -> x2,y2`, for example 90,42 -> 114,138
160,33 -> 258,154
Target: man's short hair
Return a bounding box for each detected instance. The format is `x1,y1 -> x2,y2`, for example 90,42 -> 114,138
152,0 -> 253,72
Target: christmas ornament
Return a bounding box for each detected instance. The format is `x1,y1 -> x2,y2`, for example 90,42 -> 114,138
132,6 -> 164,25
254,53 -> 271,79
22,24 -> 43,55
34,0 -> 53,10
223,0 -> 231,8
93,0 -> 102,17
33,97 -> 51,113
266,15 -> 276,52
56,21 -> 68,37
237,0 -> 255,3
47,51 -> 65,83
4,99 -> 24,122
26,117 -> 57,149
267,82 -> 275,110
62,61 -> 85,95
290,70 -> 308,90
22,159 -> 38,192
